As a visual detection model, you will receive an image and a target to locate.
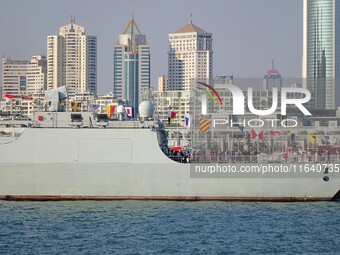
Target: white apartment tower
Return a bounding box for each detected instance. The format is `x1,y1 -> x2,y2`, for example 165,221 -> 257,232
168,19 -> 213,91
47,18 -> 97,95
2,55 -> 47,97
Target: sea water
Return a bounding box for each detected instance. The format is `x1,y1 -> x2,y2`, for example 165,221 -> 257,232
0,201 -> 339,254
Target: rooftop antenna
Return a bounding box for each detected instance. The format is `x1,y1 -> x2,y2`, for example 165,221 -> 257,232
272,58 -> 275,70
131,11 -> 134,34
70,14 -> 75,24
189,12 -> 192,24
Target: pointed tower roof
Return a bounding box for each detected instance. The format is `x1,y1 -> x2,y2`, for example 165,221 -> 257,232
122,13 -> 142,35
175,22 -> 207,33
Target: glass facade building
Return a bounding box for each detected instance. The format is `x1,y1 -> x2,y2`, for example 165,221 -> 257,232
303,0 -> 340,109
113,16 -> 150,109
124,53 -> 139,108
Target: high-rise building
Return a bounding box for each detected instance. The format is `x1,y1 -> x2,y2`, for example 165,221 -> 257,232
113,15 -> 150,108
168,18 -> 213,91
158,75 -> 168,92
2,55 -> 47,97
263,60 -> 282,90
302,0 -> 340,110
47,18 -> 97,95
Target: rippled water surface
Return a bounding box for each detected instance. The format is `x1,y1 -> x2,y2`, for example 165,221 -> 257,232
0,201 -> 339,254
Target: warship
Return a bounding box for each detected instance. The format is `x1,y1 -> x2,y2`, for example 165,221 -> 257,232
0,87 -> 339,201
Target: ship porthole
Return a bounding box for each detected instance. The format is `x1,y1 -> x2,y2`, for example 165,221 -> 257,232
323,176 -> 329,182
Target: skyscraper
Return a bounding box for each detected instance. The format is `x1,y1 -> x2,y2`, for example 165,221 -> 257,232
113,15 -> 150,108
263,60 -> 282,90
168,18 -> 213,91
302,0 -> 340,110
47,18 -> 97,95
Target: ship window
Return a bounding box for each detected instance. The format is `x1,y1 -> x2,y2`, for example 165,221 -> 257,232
97,113 -> 108,122
71,114 -> 83,122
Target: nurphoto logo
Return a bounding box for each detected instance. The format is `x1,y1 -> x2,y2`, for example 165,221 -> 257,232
200,83 -> 311,116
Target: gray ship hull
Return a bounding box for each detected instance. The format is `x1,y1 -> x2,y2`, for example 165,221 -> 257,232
0,128 -> 339,201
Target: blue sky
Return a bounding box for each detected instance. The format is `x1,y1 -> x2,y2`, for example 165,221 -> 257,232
0,0 -> 302,94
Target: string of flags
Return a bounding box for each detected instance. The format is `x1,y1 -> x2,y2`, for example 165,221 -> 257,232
307,134 -> 317,145
185,114 -> 191,129
199,118 -> 211,134
252,129 -> 265,142
235,124 -> 245,132
269,130 -> 280,136
87,104 -> 134,118
5,94 -> 14,99
88,104 -> 100,111
71,102 -> 81,112
5,94 -> 34,104
167,110 -> 177,124
5,94 -> 34,100
5,95 -> 13,104
125,106 -> 134,118
105,105 -> 116,118
193,122 -> 333,145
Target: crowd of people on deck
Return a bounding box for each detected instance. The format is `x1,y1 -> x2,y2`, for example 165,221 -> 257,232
191,149 -> 263,163
283,149 -> 339,163
163,147 -> 191,163
162,145 -> 340,164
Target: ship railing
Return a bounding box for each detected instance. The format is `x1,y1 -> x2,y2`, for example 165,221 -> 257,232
188,155 -> 340,164
168,155 -> 190,163
190,155 -> 261,163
